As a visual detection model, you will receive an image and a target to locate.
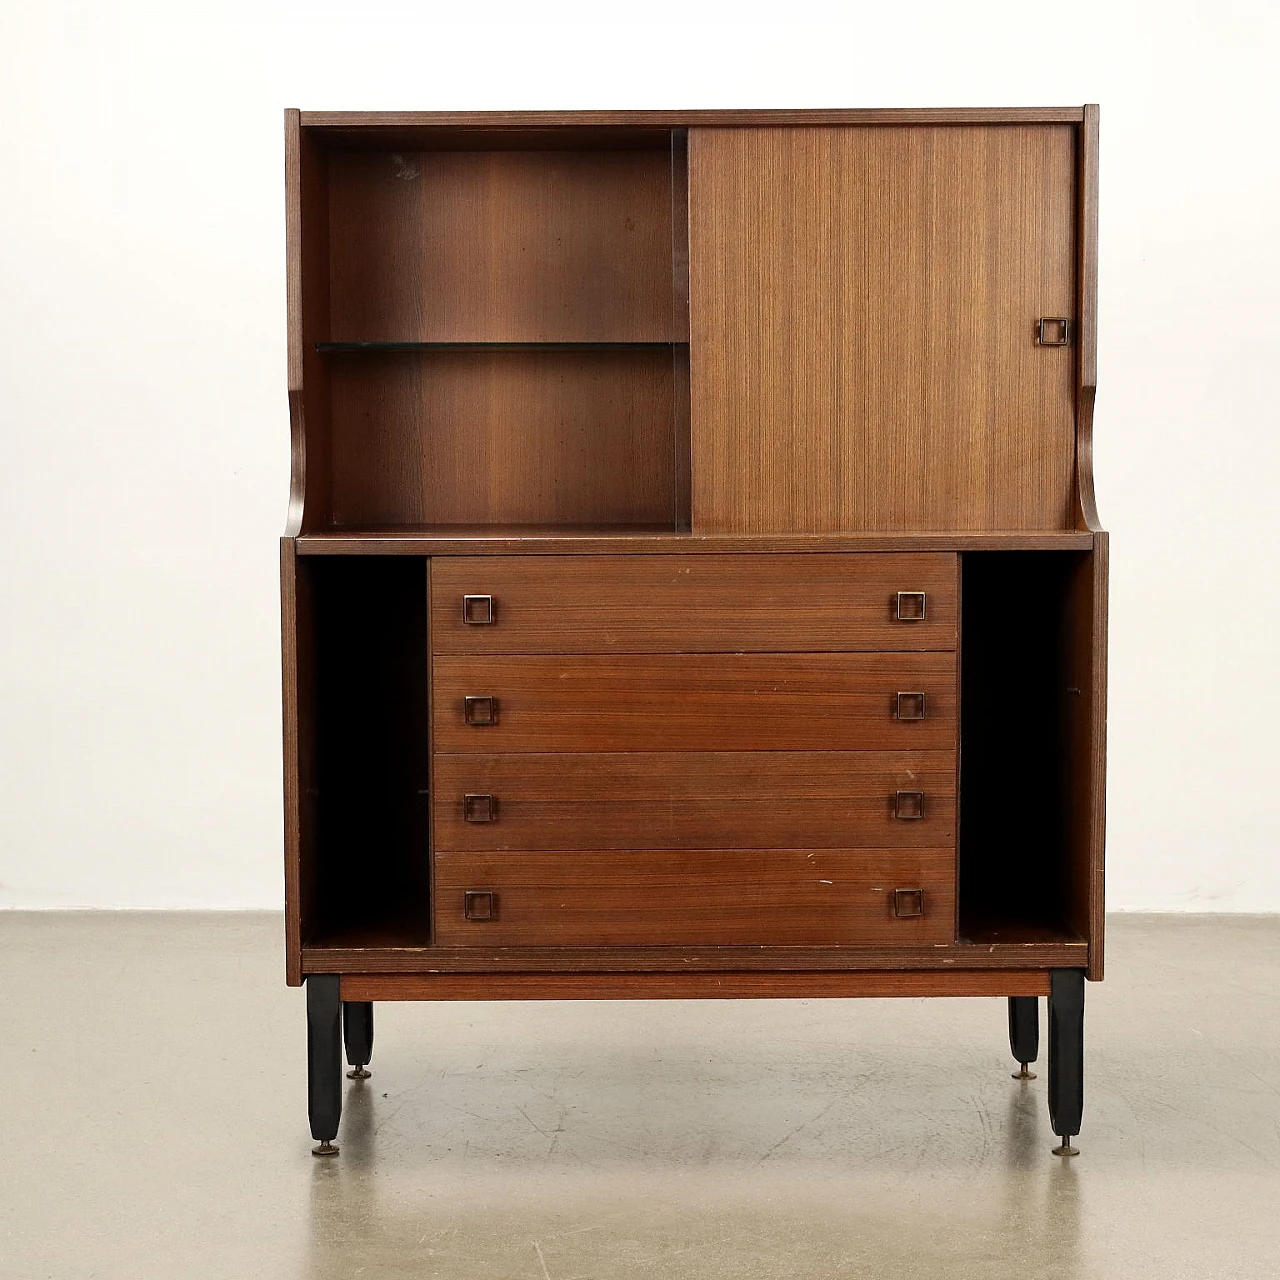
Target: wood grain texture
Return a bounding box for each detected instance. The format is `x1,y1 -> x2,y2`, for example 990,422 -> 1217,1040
433,652 -> 958,753
285,110 -> 333,535
433,848 -> 954,946
689,125 -> 1077,532
1066,539 -> 1108,979
431,553 -> 957,653
298,530 -> 1095,555
434,751 -> 956,850
302,109 -> 1087,130
1075,105 -> 1103,532
327,148 -> 675,342
327,349 -> 679,527
280,538 -> 306,985
306,940 -> 1087,974
341,969 -> 1052,1001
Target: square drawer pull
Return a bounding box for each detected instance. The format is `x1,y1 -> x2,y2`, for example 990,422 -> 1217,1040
1037,317 -> 1070,346
463,594 -> 494,625
895,691 -> 927,720
892,888 -> 925,918
463,890 -> 497,921
463,793 -> 498,823
895,591 -> 927,621
463,695 -> 498,726
894,790 -> 925,820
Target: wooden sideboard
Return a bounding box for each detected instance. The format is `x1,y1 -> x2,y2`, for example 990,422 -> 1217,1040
281,107 -> 1106,1159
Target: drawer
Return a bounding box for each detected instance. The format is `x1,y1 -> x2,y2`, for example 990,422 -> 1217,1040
435,751 -> 955,850
433,848 -> 955,946
431,553 -> 957,653
433,653 -> 957,752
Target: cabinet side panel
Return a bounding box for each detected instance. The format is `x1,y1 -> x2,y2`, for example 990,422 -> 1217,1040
280,539 -> 317,984
689,125 -> 1077,532
1066,537 -> 1108,978
285,114 -> 333,533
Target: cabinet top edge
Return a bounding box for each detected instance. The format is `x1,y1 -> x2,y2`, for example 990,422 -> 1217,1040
296,107 -> 1088,131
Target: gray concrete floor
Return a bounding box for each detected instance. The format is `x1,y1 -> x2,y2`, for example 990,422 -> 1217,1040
3,915 -> 1279,1279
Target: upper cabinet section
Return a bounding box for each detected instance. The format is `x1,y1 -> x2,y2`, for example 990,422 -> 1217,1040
287,111 -> 1092,539
688,125 -> 1078,533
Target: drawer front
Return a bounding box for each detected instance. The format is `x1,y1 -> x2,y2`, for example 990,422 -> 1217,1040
434,848 -> 955,946
435,751 -> 955,850
431,553 -> 957,653
433,652 -> 957,752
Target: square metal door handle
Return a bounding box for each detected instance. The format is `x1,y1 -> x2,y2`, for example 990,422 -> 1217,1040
463,793 -> 498,823
463,695 -> 498,726
463,890 -> 497,921
1037,317 -> 1071,346
463,595 -> 494,625
895,692 -> 927,721
892,888 -> 925,919
895,591 -> 927,621
894,790 -> 925,820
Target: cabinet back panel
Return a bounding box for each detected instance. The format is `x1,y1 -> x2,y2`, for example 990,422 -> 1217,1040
328,148 -> 677,342
328,349 -> 679,526
689,125 -> 1077,532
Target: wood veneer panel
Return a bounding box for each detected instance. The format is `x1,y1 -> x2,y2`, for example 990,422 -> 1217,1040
1066,539 -> 1108,978
689,125 -> 1077,532
297,530 -> 1097,555
303,109 -> 1086,131
431,553 -> 957,653
327,349 -> 678,526
341,970 -> 1052,1001
434,652 -> 957,753
1075,105 -> 1102,532
280,539 -> 312,985
327,148 -> 675,342
285,110 -> 333,534
433,848 -> 954,946
307,941 -> 1087,974
434,751 -> 956,850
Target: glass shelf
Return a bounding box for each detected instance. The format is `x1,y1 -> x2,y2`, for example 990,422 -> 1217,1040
315,340 -> 689,354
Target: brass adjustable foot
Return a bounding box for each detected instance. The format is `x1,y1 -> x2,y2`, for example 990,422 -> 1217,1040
1012,1063 -> 1037,1080
312,1140 -> 340,1157
1052,1137 -> 1079,1157
346,1066 -> 371,1080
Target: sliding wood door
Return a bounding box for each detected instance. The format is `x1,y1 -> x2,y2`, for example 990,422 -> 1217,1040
688,125 -> 1077,532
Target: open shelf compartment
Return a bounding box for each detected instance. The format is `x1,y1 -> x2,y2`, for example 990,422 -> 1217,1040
957,550 -> 1095,946
296,129 -> 691,533
298,556 -> 433,949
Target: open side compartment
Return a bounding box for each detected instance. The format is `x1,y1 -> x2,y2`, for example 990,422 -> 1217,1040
295,127 -> 691,532
299,556 -> 432,948
959,550 -> 1099,948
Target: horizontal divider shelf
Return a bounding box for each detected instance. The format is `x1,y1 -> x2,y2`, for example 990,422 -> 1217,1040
294,529 -> 1099,554
316,340 -> 689,354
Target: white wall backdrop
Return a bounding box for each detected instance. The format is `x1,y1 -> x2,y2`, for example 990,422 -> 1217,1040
1,0 -> 1276,909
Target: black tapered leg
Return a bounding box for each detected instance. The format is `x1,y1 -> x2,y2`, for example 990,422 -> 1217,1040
1008,996 -> 1039,1080
1047,968 -> 1085,1156
307,974 -> 342,1156
343,1001 -> 374,1080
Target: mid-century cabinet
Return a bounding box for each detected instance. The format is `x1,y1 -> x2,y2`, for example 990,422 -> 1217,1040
281,107 -> 1106,1158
